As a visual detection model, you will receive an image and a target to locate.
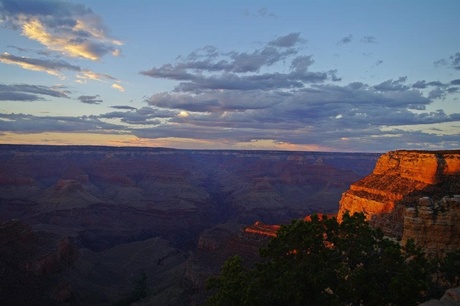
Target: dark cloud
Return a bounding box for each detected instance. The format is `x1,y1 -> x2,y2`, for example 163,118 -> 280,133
0,52 -> 81,76
434,52 -> 460,70
0,92 -> 42,101
337,34 -> 353,45
141,35 -> 335,93
142,35 -> 301,76
110,105 -> 137,110
360,36 -> 377,44
374,77 -> 409,91
412,80 -> 447,89
0,0 -> 121,60
99,106 -> 175,124
450,52 -> 460,70
451,79 -> 460,85
0,112 -> 122,133
7,45 -> 29,52
229,46 -> 296,73
77,95 -> 103,104
446,87 -> 459,94
0,83 -> 70,101
147,90 -> 282,113
268,33 -> 303,48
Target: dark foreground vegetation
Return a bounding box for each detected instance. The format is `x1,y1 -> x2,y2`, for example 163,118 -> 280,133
206,213 -> 460,306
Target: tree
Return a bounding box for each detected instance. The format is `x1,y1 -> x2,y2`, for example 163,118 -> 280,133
207,213 -> 438,306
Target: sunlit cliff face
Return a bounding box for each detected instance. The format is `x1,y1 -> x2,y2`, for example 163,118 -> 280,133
244,221 -> 280,237
245,150 -> 460,256
337,150 -> 460,239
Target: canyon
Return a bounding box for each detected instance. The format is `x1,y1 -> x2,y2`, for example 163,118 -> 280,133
0,144 -> 378,305
1,145 -> 458,305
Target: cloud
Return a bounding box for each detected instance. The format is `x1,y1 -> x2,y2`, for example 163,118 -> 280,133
0,0 -> 122,60
337,34 -> 353,45
76,70 -> 115,82
147,90 -> 282,113
137,79 -> 460,150
77,95 -> 102,104
135,34 -> 460,151
434,52 -> 460,70
141,35 -> 336,92
412,80 -> 445,89
0,83 -> 70,101
450,52 -> 460,70
268,33 -> 303,48
99,106 -> 175,124
243,7 -> 277,18
0,112 -> 122,133
0,52 -> 80,76
374,77 -> 409,91
111,83 -> 125,92
0,52 -> 119,87
360,36 -> 377,44
110,105 -> 137,110
143,36 -> 300,76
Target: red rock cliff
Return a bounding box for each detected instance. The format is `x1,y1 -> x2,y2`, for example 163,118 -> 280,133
338,150 -> 460,239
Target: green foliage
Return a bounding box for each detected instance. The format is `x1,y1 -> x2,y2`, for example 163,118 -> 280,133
206,213 -> 458,306
438,249 -> 460,288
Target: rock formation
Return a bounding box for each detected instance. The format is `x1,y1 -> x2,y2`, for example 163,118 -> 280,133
243,221 -> 281,237
337,150 -> 460,252
402,196 -> 460,257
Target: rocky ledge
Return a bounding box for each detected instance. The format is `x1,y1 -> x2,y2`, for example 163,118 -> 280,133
337,150 -> 460,253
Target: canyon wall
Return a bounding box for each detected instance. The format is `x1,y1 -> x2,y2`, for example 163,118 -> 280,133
338,150 -> 460,248
402,196 -> 460,257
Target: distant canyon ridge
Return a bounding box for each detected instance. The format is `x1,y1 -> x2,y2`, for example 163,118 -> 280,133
0,145 -> 378,251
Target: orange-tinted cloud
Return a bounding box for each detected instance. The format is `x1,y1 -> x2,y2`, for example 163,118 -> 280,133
111,83 -> 125,92
1,1 -> 122,61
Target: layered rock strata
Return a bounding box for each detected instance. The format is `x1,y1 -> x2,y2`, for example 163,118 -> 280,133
338,150 -> 460,244
402,196 -> 460,257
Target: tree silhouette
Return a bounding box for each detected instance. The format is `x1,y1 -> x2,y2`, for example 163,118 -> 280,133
206,213 -> 450,306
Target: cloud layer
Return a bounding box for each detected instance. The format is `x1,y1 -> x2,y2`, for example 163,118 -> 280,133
0,83 -> 69,101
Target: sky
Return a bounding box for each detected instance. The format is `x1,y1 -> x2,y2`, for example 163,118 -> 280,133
0,0 -> 459,152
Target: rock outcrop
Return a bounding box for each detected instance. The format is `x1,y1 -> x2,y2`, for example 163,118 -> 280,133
338,150 -> 460,251
244,221 -> 281,237
402,196 -> 460,257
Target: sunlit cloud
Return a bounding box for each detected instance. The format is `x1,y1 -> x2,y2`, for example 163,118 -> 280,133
0,0 -> 122,60
111,83 -> 125,92
177,111 -> 189,118
77,69 -> 115,82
